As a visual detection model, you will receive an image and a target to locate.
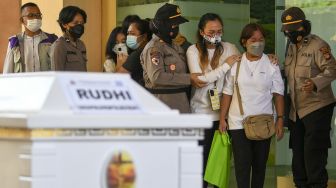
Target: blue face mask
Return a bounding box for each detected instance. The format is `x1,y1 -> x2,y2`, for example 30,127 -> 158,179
126,35 -> 139,50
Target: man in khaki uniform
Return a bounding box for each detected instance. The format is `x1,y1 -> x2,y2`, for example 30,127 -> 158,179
141,3 -> 205,113
282,7 -> 336,188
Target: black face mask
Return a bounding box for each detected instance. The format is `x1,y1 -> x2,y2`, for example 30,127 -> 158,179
171,26 -> 179,39
154,19 -> 179,44
69,24 -> 85,39
285,30 -> 308,44
158,26 -> 179,44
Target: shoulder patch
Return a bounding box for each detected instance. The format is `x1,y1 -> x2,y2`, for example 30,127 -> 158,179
9,36 -> 19,49
150,48 -> 161,66
320,46 -> 332,60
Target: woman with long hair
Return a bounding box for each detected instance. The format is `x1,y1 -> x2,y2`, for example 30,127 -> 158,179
186,13 -> 240,188
104,27 -> 127,72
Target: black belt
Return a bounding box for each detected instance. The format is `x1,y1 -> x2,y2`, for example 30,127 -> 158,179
146,87 -> 189,94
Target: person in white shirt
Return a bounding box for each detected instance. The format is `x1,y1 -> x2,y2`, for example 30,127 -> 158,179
219,23 -> 285,188
3,2 -> 57,73
187,13 -> 240,188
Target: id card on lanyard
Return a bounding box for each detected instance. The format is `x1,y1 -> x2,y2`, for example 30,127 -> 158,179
208,81 -> 220,111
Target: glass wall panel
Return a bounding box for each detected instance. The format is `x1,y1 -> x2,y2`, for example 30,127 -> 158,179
116,0 -> 250,50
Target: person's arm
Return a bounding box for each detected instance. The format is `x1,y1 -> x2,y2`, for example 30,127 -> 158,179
104,59 -> 116,72
201,54 -> 240,83
308,42 -> 336,92
119,51 -> 143,74
187,44 -> 240,83
51,41 -> 67,71
48,45 -> 55,71
219,70 -> 235,133
267,54 -> 279,65
47,34 -> 59,71
219,94 -> 232,133
186,46 -> 202,74
145,46 -> 205,87
117,66 -> 130,73
274,93 -> 285,141
271,64 -> 285,140
115,53 -> 128,73
3,43 -> 14,74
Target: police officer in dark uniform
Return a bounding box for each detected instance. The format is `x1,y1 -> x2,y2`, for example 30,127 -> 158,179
141,3 -> 206,113
51,6 -> 87,71
281,7 -> 336,188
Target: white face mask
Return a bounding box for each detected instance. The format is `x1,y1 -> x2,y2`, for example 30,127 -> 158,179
26,19 -> 42,32
203,34 -> 222,45
113,43 -> 128,55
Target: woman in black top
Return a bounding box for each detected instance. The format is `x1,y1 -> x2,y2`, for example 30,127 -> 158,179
116,18 -> 152,86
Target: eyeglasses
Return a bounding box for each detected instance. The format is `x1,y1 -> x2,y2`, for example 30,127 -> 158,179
22,13 -> 43,19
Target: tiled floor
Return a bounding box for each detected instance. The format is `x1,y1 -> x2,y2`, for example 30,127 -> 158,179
227,165 -> 336,188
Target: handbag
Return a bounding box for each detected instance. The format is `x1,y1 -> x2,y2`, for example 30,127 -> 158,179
235,60 -> 275,140
204,131 -> 231,188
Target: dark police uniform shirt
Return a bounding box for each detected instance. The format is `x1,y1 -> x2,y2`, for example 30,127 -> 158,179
122,48 -> 145,86
51,35 -> 87,71
140,34 -> 191,113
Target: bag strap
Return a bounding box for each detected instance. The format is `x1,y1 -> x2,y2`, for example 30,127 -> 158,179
234,60 -> 244,115
235,58 -> 275,116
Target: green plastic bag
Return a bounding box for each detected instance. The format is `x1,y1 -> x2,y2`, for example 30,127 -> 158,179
204,131 -> 232,188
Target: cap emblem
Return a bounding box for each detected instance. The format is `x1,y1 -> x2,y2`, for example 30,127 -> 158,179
286,15 -> 293,21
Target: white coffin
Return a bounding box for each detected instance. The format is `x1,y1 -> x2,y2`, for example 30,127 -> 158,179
0,72 -> 212,188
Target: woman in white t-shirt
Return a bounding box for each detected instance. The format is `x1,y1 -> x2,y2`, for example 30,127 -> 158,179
219,23 -> 285,188
186,13 -> 240,188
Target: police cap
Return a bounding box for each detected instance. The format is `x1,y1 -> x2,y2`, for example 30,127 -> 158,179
281,7 -> 306,32
154,3 -> 189,25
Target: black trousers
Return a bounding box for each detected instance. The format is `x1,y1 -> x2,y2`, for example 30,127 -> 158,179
200,121 -> 219,188
229,129 -> 271,188
289,103 -> 334,188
